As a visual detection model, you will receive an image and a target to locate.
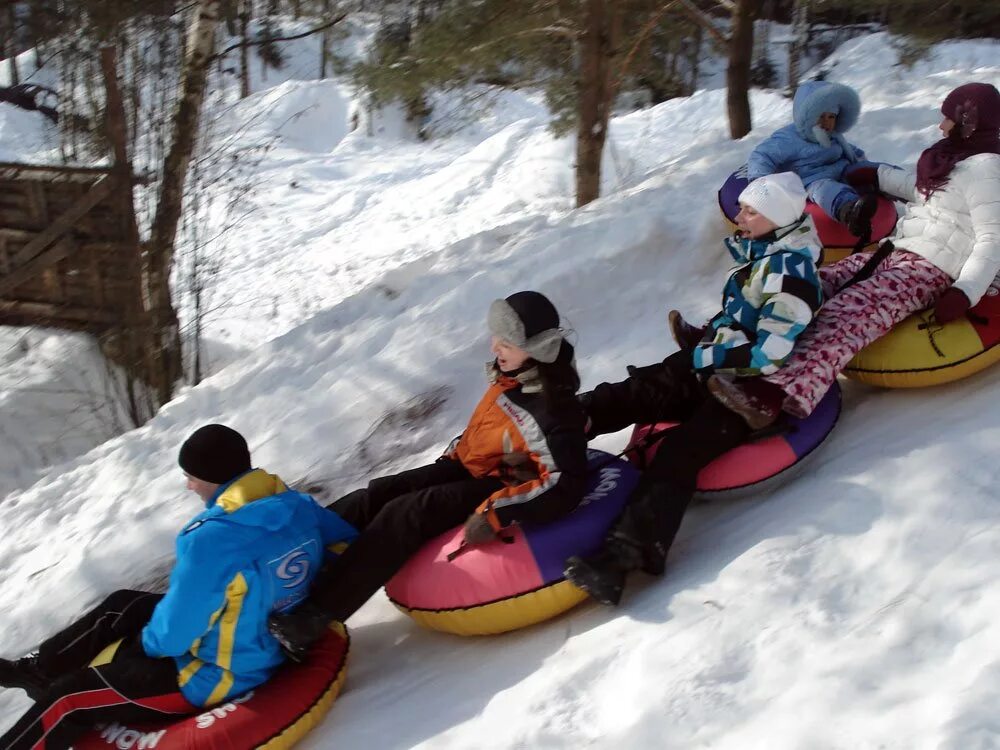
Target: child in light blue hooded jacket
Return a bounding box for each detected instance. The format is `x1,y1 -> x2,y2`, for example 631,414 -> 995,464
747,80 -> 879,236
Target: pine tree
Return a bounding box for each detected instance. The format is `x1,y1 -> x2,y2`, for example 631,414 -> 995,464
355,0 -> 730,207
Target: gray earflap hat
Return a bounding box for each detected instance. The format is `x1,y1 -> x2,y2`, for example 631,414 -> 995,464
488,291 -> 565,364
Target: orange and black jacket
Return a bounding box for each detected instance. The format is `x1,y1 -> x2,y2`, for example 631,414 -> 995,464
447,365 -> 589,530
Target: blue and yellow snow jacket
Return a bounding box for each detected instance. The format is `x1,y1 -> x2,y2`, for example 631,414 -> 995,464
141,468 -> 357,707
692,215 -> 823,377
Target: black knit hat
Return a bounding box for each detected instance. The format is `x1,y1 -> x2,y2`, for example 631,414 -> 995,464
487,291 -> 564,363
178,424 -> 251,484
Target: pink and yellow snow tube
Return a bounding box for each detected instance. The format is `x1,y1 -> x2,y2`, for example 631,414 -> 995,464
385,451 -> 640,636
75,624 -> 349,750
846,279 -> 1000,388
626,382 -> 841,499
718,169 -> 897,266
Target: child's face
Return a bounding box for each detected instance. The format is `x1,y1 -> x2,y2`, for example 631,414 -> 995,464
491,336 -> 531,372
736,203 -> 780,239
186,473 -> 221,504
817,112 -> 837,132
939,117 -> 955,137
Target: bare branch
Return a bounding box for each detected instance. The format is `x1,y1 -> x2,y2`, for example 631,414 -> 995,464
610,0 -> 682,99
211,13 -> 348,61
466,24 -> 580,55
677,0 -> 728,43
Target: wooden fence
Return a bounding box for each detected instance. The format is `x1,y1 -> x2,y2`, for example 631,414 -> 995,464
0,162 -> 144,331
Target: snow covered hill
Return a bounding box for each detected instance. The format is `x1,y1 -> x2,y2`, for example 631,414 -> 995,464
1,30 -> 999,748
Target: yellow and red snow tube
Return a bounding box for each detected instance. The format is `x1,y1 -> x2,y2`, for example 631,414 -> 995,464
75,623 -> 349,749
846,281 -> 1000,388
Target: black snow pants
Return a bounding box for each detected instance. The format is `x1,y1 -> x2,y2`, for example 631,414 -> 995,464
313,459 -> 505,621
585,350 -> 750,570
0,590 -> 195,750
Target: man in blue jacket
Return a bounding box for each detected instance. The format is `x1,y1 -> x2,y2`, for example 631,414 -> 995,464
0,424 -> 356,750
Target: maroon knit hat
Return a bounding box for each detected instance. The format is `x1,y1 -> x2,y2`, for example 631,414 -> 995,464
916,82 -> 1000,197
941,82 -> 1000,138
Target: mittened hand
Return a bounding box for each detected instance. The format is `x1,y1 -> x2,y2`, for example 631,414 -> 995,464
845,165 -> 879,190
934,288 -> 971,324
500,450 -> 539,483
463,512 -> 498,546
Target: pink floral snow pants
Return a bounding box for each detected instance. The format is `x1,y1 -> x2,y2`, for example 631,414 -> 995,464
764,249 -> 953,418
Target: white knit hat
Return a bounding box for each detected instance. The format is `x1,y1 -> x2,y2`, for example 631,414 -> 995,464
738,172 -> 807,228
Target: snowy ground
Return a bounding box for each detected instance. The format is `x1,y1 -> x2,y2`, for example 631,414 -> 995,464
1,29 -> 1000,748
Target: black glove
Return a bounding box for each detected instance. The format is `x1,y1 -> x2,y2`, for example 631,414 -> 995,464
267,601 -> 330,662
463,512 -> 498,547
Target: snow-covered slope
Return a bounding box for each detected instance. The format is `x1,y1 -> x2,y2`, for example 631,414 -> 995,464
1,31 -> 999,748
0,329 -> 136,499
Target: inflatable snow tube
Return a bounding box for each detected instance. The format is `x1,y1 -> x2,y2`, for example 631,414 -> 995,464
75,623 -> 349,749
718,169 -> 897,265
626,382 -> 841,500
845,277 -> 1000,388
385,451 -> 640,636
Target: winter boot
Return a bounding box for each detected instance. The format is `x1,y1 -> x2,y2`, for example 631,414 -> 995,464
836,193 -> 878,238
565,530 -> 647,606
668,310 -> 706,353
267,602 -> 332,662
0,654 -> 48,700
608,502 -> 670,576
707,375 -> 784,431
564,551 -> 630,607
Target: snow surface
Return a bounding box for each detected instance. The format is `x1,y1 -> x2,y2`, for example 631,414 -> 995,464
1,29 -> 1000,748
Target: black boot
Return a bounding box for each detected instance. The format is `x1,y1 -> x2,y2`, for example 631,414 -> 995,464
564,528 -> 646,606
267,602 -> 332,662
564,551 -> 630,606
836,193 -> 877,238
0,655 -> 47,700
608,502 -> 670,576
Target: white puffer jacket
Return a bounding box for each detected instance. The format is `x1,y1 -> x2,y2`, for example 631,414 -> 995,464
878,153 -> 1000,306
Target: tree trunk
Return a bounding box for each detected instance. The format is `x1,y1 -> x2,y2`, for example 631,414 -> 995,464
220,0 -> 239,36
726,0 -> 762,139
787,0 -> 809,95
146,0 -> 220,406
320,0 -> 332,78
100,44 -> 155,425
3,3 -> 19,86
689,23 -> 703,95
239,0 -> 251,97
575,0 -> 618,208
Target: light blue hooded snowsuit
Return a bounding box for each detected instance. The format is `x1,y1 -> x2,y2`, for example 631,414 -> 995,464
746,81 -> 874,219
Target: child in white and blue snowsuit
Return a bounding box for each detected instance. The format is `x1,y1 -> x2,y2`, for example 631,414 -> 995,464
692,177 -> 824,377
564,172 -> 823,606
747,80 -> 878,235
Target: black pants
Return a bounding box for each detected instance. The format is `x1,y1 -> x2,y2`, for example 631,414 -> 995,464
1,590 -> 194,750
315,459 -> 505,621
586,351 -> 750,560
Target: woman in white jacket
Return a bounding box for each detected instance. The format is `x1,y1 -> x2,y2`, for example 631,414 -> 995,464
709,82 -> 1000,427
